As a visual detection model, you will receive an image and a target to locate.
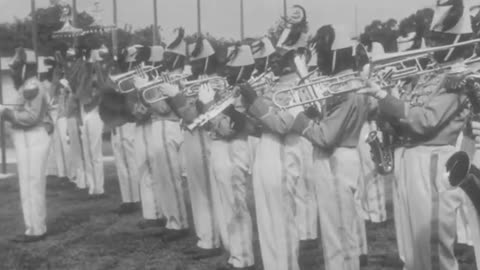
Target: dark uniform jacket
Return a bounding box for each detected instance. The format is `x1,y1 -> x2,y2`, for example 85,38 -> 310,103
378,72 -> 469,147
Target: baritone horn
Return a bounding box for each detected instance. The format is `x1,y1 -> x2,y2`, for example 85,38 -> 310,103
445,151 -> 480,216
182,76 -> 229,97
140,73 -> 192,104
109,64 -> 163,94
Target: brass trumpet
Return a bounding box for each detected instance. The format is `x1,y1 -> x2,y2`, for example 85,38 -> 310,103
446,151 -> 480,216
109,64 -> 162,94
140,73 -> 192,104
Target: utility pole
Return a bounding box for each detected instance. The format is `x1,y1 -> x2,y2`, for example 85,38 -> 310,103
240,0 -> 245,39
197,0 -> 202,34
354,4 -> 359,37
72,0 -> 78,47
153,0 -> 159,45
31,0 -> 38,63
112,0 -> 118,56
283,0 -> 287,18
0,57 -> 5,174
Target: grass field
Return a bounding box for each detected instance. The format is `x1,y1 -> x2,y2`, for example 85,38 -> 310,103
0,152 -> 477,270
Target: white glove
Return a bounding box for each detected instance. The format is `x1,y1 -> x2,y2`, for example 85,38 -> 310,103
183,65 -> 192,76
198,84 -> 215,104
159,83 -> 180,97
133,76 -> 149,89
472,121 -> 480,143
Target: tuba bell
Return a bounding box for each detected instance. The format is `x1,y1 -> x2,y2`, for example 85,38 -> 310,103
445,151 -> 480,216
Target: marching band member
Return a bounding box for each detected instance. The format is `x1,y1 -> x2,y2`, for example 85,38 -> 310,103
49,53 -> 73,183
357,33 -> 387,255
108,49 -> 141,215
39,56 -> 61,178
126,45 -> 166,229
63,48 -> 86,188
290,24 -> 369,270
167,36 -> 222,258
65,48 -> 100,193
360,1 -> 475,268
469,119 -> 480,267
147,40 -> 190,241
207,44 -> 255,270
3,48 -> 53,242
237,6 -> 313,270
77,50 -> 106,196
278,6 -> 319,259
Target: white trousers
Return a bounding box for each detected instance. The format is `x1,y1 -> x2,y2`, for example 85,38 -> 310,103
285,135 -> 318,241
467,147 -> 480,267
78,109 -> 105,195
45,111 -> 58,177
210,138 -> 254,268
111,123 -> 140,203
67,117 -> 84,186
314,147 -> 362,270
456,199 -> 473,246
135,122 -> 164,220
253,133 -> 299,270
152,120 -> 188,230
183,129 -> 220,249
54,117 -> 71,178
12,127 -> 51,236
394,146 -> 463,270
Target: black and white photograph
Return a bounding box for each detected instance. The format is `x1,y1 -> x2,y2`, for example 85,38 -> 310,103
0,0 -> 479,269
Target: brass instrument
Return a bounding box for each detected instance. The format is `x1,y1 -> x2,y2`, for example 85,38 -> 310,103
365,130 -> 394,175
140,73 -> 192,104
272,71 -> 364,109
182,76 -> 229,97
446,151 -> 480,216
272,38 -> 480,109
186,71 -> 278,131
109,64 -> 163,94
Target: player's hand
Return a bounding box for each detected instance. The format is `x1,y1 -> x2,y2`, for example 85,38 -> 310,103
158,83 -> 180,97
198,84 -> 215,104
472,121 -> 480,143
358,79 -> 388,100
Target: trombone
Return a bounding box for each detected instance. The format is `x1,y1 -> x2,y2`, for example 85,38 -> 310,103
272,71 -> 363,109
272,38 -> 480,109
109,64 -> 163,94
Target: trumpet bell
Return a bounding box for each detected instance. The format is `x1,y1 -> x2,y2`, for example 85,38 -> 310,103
142,84 -> 169,104
109,71 -> 137,93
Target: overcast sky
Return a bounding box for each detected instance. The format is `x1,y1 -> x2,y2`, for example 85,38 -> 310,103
0,0 -> 443,40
